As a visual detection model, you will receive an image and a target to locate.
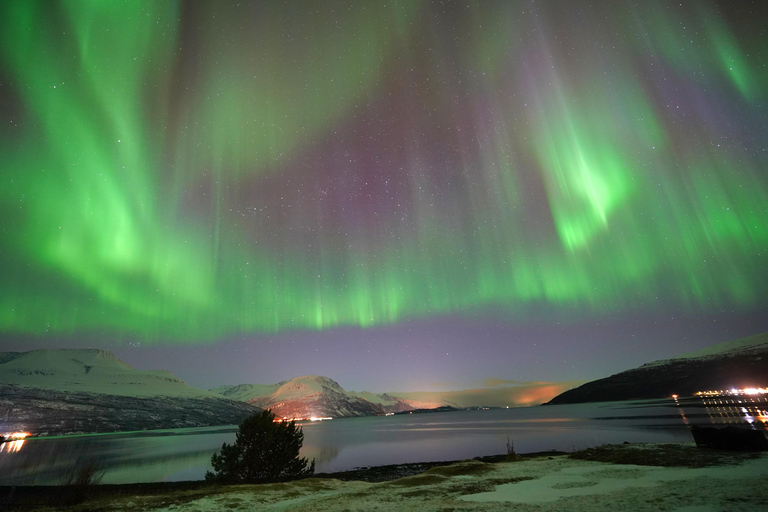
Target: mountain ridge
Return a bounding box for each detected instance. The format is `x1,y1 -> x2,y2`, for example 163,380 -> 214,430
213,375 -> 425,418
213,375 -> 583,416
0,348 -> 260,435
0,348 -> 217,398
546,331 -> 768,405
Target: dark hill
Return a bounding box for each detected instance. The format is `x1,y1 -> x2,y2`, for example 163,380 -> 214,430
546,332 -> 768,405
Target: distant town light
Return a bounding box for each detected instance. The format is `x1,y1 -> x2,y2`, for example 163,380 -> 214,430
3,432 -> 30,440
693,387 -> 768,397
274,416 -> 332,423
0,433 -> 29,454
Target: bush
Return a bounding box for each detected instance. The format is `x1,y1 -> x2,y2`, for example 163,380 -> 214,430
206,410 -> 315,484
59,459 -> 104,486
57,459 -> 104,506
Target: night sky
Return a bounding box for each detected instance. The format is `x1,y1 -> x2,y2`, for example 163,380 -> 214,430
1,1 -> 767,394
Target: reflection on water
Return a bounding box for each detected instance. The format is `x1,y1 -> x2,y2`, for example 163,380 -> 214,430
0,439 -> 25,453
2,397 -> 765,485
304,444 -> 340,466
0,427 -> 238,485
681,395 -> 768,427
680,388 -> 768,429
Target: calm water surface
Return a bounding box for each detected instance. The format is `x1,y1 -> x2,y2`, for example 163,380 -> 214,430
2,397 -> 766,485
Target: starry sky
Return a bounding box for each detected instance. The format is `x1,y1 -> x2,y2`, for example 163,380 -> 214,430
1,0 -> 767,394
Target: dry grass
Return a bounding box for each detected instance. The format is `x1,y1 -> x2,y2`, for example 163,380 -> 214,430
12,444 -> 765,511
381,473 -> 448,488
448,476 -> 532,495
569,442 -> 760,468
423,461 -> 494,477
59,460 -> 105,487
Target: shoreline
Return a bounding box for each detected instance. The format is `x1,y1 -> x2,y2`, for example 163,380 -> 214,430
3,443 -> 767,511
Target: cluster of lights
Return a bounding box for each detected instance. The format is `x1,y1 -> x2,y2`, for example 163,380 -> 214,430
2,432 -> 30,441
694,387 -> 768,397
273,417 -> 332,423
0,432 -> 31,454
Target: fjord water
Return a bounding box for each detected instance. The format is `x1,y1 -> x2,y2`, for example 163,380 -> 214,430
2,397 -> 766,485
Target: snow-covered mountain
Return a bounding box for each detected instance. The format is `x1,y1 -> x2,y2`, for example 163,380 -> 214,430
546,331 -> 768,405
644,330 -> 768,366
0,349 -> 260,435
0,349 -> 215,398
212,375 -> 445,418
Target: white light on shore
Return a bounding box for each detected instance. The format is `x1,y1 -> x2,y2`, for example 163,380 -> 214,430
693,387 -> 768,397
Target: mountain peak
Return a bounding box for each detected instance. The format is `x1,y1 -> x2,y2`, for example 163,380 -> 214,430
1,348 -> 134,372
272,375 -> 346,400
280,375 -> 343,389
215,375 -> 418,418
0,348 -> 211,398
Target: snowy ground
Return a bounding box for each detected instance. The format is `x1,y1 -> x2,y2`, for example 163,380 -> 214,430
10,443 -> 768,511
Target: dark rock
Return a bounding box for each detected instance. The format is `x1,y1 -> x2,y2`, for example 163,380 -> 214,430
0,384 -> 261,436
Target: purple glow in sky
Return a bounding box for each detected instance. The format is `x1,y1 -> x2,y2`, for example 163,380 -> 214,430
1,1 -> 767,393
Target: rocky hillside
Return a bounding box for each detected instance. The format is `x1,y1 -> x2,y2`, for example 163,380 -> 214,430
0,349 -> 260,435
0,384 -> 260,436
213,375 -> 424,418
546,331 -> 768,405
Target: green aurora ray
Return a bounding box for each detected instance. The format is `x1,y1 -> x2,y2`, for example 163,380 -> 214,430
1,0 -> 766,341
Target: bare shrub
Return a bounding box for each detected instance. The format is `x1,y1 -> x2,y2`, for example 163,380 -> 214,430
56,459 -> 104,506
506,436 -> 515,456
60,459 -> 104,486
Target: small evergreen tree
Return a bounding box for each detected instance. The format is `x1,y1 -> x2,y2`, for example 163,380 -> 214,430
206,410 -> 315,483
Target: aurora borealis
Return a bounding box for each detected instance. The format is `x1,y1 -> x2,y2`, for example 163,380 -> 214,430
1,1 -> 767,391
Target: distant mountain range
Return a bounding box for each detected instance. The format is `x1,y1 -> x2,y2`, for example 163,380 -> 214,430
0,349 -> 259,435
210,375 -> 584,419
0,348 -> 575,435
13,332 -> 734,436
546,331 -> 768,405
212,375 -> 447,418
